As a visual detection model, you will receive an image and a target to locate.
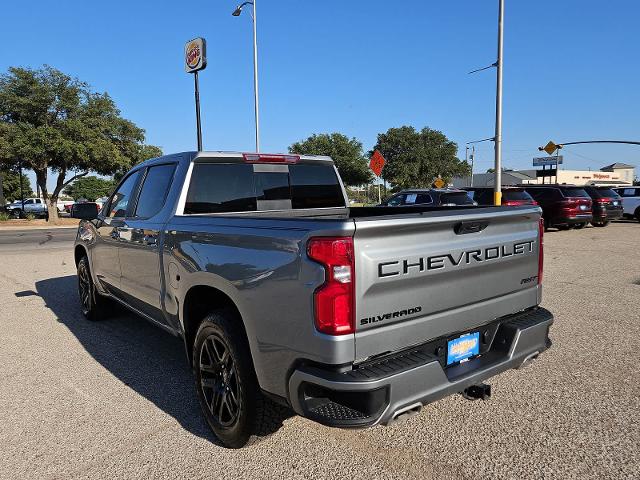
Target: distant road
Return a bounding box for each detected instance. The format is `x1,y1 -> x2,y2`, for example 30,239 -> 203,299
0,227 -> 76,252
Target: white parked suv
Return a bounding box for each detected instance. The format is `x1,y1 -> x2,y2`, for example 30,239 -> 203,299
615,187 -> 640,221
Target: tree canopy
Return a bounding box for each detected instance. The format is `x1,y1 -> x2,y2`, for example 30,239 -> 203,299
63,175 -> 116,201
0,66 -> 162,221
0,168 -> 34,202
371,126 -> 470,189
289,133 -> 373,186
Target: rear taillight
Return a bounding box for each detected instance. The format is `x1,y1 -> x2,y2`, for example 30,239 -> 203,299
503,199 -> 530,206
243,153 -> 299,164
538,218 -> 544,285
595,197 -> 612,204
307,237 -> 355,335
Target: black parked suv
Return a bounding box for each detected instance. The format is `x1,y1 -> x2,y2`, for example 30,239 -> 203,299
524,185 -> 593,230
582,186 -> 623,227
380,189 -> 476,207
465,187 -> 537,206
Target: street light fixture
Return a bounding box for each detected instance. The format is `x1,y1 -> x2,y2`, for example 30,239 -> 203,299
232,1 -> 260,152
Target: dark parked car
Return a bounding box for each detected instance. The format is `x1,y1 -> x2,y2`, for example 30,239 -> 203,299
525,185 -> 593,230
465,187 -> 537,207
380,189 -> 476,207
70,202 -> 100,220
582,186 -> 623,227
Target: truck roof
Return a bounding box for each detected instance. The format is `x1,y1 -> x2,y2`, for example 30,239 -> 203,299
137,151 -> 334,170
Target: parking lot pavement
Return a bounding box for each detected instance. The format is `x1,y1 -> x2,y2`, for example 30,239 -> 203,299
0,222 -> 638,480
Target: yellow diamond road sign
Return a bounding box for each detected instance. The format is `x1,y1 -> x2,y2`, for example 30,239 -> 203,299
433,177 -> 445,189
543,141 -> 558,155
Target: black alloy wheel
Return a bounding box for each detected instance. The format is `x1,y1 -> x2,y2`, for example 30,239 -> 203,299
76,255 -> 107,321
77,258 -> 92,316
199,332 -> 241,427
193,310 -> 287,448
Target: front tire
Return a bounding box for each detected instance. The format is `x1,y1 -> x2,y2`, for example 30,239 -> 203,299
573,222 -> 587,229
592,221 -> 609,227
635,207 -> 640,222
77,256 -> 108,321
193,310 -> 283,448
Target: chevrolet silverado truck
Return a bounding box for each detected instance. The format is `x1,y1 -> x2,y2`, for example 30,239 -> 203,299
74,151 -> 553,448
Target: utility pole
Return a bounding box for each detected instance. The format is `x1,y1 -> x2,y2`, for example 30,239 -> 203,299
470,146 -> 476,187
252,0 -> 260,152
465,146 -> 469,186
18,162 -> 25,214
0,171 -> 5,207
494,0 -> 504,206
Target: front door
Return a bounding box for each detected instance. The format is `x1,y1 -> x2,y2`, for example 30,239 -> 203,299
90,170 -> 142,294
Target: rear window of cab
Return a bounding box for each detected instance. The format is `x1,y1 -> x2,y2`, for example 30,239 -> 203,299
184,162 -> 345,214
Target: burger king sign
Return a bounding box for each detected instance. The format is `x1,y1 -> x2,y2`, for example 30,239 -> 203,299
185,37 -> 207,73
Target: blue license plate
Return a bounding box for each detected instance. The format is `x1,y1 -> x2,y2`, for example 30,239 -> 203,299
447,332 -> 480,365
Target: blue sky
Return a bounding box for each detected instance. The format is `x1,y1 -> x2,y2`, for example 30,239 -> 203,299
1,0 -> 638,190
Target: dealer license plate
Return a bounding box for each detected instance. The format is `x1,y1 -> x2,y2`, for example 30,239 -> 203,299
447,332 -> 480,366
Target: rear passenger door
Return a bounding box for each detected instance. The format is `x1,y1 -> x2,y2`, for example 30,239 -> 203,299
117,163 -> 177,323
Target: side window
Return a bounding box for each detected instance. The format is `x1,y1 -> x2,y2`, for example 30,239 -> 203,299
134,164 -> 177,218
24,199 -> 34,205
404,193 -> 418,204
415,194 -> 433,205
478,190 -> 494,204
184,164 -> 256,214
387,194 -> 406,206
107,171 -> 141,218
35,199 -> 41,204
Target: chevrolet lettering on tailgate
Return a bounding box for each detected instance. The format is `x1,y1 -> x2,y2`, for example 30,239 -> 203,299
378,240 -> 536,278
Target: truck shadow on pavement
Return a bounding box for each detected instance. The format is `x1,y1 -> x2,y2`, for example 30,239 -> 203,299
35,275 -> 291,445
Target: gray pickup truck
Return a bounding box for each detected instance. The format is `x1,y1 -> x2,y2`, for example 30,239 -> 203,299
74,151 -> 553,448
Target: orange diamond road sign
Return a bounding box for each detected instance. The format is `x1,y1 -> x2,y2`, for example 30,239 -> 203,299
369,150 -> 386,177
543,141 -> 558,155
433,177 -> 445,189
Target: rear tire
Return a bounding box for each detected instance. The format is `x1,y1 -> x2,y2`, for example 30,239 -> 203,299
77,256 -> 108,321
193,310 -> 285,448
635,207 -> 640,222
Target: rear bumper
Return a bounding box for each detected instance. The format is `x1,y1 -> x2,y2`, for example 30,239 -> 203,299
288,307 -> 553,428
551,214 -> 592,225
592,207 -> 623,222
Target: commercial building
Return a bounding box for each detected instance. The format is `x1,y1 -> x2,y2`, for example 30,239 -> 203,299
453,162 -> 635,188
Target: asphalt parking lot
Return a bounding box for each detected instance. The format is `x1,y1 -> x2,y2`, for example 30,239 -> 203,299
0,223 -> 638,480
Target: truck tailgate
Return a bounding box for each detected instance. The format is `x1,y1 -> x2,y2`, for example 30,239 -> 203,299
353,206 -> 542,361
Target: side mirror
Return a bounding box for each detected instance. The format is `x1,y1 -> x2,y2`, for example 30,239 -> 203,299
71,202 -> 99,220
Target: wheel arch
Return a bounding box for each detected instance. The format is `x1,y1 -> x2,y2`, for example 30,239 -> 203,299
181,284 -> 248,366
74,244 -> 89,266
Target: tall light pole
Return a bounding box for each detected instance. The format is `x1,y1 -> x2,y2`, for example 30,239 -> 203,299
494,0 -> 504,205
233,1 -> 260,152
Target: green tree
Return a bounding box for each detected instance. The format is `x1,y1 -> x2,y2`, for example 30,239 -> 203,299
289,133 -> 373,186
371,126 -> 470,189
64,175 -> 116,201
0,66 -> 162,222
0,168 -> 34,202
